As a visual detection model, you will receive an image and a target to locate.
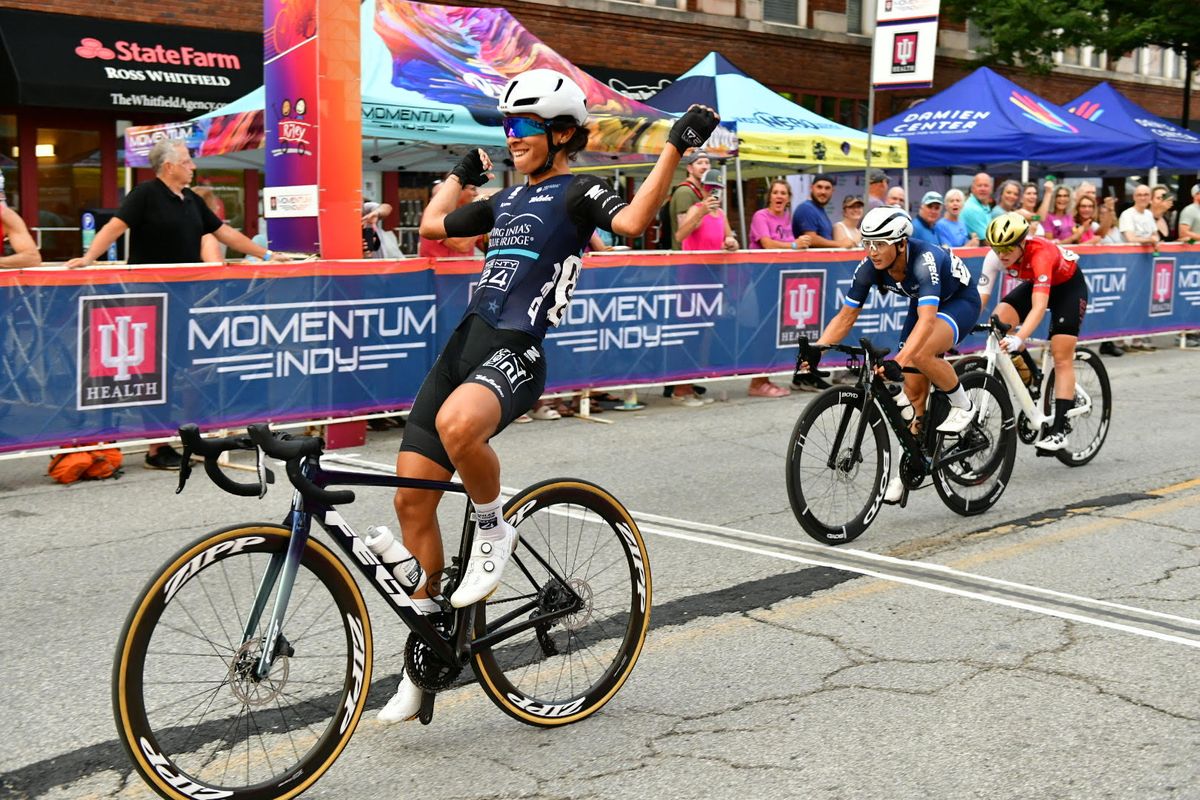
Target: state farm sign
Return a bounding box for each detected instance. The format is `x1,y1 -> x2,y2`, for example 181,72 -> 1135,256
75,37 -> 242,70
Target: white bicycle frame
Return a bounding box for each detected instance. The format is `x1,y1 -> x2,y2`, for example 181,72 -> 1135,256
971,331 -> 1093,433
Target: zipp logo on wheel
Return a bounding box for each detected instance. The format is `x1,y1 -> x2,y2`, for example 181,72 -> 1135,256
77,293 -> 168,410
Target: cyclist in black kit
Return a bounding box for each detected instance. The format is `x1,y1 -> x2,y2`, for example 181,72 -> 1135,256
380,68 -> 718,723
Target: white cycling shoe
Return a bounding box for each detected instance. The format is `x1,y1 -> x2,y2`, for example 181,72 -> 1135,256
882,474 -> 906,505
937,401 -> 976,434
378,671 -> 424,725
1035,430 -> 1069,452
450,522 -> 518,608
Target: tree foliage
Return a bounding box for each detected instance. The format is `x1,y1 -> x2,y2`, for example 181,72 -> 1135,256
941,0 -> 1196,74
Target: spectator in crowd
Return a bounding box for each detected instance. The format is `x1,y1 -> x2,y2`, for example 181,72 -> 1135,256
191,185 -> 226,262
362,200 -> 401,258
676,169 -> 737,251
750,179 -> 811,250
1119,184 -> 1159,244
1066,194 -> 1101,244
419,180 -> 481,257
1179,183 -> 1200,243
0,189 -> 42,268
866,168 -> 889,209
833,195 -> 864,248
1098,196 -> 1124,244
1151,185 -> 1175,241
668,149 -> 710,246
886,185 -> 907,210
935,188 -> 977,247
993,180 -> 1022,218
791,175 -> 841,248
669,167 -> 735,406
910,191 -> 942,244
1043,183 -> 1075,241
65,139 -> 281,469
961,172 -> 995,241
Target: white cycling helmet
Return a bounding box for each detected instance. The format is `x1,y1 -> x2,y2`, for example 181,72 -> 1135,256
859,206 -> 913,240
498,69 -> 588,127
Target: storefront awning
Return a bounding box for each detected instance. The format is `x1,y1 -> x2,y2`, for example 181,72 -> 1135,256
0,9 -> 262,115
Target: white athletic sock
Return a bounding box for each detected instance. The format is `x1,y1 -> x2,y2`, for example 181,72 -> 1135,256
945,382 -> 971,410
473,495 -> 508,542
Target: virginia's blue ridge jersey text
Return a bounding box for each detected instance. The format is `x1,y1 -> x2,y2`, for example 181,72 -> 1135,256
443,174 -> 628,339
843,238 -> 976,310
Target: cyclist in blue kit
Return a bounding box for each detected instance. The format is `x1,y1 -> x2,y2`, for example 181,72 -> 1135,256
379,68 -> 719,724
797,206 -> 981,504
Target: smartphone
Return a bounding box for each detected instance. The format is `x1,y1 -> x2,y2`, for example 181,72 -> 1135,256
709,188 -> 723,203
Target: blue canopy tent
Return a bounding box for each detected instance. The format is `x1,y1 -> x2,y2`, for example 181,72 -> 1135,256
1062,82 -> 1200,175
875,67 -> 1157,175
647,51 -> 908,243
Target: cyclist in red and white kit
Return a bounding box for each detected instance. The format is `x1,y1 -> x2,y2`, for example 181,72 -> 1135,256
982,211 -> 1089,452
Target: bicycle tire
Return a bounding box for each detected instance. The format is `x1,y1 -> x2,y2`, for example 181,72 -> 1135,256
1044,346 -> 1112,466
786,386 -> 890,545
113,524 -> 371,800
933,371 -> 1017,516
471,479 -> 651,727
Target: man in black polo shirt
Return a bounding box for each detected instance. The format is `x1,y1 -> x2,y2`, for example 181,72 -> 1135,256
67,140 -> 276,268
66,139 -> 282,468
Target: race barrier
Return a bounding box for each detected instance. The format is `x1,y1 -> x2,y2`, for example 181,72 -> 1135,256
3,244 -> 1197,453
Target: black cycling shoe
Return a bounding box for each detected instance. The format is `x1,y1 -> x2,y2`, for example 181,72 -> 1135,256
1099,341 -> 1124,357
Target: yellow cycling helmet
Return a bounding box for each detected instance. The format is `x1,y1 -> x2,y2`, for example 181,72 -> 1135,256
985,212 -> 1030,249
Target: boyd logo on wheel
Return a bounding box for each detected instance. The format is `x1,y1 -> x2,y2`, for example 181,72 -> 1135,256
77,293 -> 168,410
1149,257 -> 1174,317
777,270 -> 825,347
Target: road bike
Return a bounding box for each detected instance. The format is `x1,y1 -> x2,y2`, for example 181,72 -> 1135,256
112,423 -> 651,800
786,338 -> 1017,545
955,316 -> 1111,466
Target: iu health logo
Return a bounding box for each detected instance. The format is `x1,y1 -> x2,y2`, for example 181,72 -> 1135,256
1149,257 -> 1174,317
777,270 -> 825,347
891,32 -> 918,74
77,294 -> 168,410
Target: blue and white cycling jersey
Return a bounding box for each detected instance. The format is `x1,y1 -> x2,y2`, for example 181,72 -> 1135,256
444,174 -> 627,339
843,238 -> 976,311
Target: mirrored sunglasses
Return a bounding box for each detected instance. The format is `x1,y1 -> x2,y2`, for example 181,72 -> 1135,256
502,116 -> 550,139
990,243 -> 1019,256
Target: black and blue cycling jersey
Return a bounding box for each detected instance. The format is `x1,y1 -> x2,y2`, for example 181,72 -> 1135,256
843,238 -> 977,310
844,238 -> 980,344
443,174 -> 627,339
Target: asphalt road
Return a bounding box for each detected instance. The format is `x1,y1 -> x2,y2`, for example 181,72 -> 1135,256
1,339 -> 1198,799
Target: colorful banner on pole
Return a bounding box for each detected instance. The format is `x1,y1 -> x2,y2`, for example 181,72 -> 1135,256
871,0 -> 940,91
2,245 -> 1198,453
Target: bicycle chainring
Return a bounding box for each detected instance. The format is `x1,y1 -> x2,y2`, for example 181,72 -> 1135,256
404,618 -> 462,692
899,452 -> 927,490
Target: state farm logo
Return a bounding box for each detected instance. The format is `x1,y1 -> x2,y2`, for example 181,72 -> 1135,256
76,38 -> 116,60
73,37 -> 241,69
1149,257 -> 1174,317
77,294 -> 168,410
777,270 -> 825,347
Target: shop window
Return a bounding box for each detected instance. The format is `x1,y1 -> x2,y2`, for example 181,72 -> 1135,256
845,0 -> 863,34
35,127 -> 101,262
0,115 -> 16,211
764,0 -> 800,25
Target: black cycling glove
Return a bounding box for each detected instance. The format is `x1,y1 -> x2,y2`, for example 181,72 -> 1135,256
796,338 -> 822,372
667,105 -> 719,155
880,359 -> 905,382
450,148 -> 491,187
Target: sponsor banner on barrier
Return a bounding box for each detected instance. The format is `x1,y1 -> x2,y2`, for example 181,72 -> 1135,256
1,246 -> 1198,452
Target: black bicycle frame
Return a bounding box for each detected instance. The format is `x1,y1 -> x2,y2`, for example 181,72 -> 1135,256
243,459 -> 582,677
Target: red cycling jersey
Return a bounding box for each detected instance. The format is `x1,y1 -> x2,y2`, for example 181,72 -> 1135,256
1005,237 -> 1079,293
